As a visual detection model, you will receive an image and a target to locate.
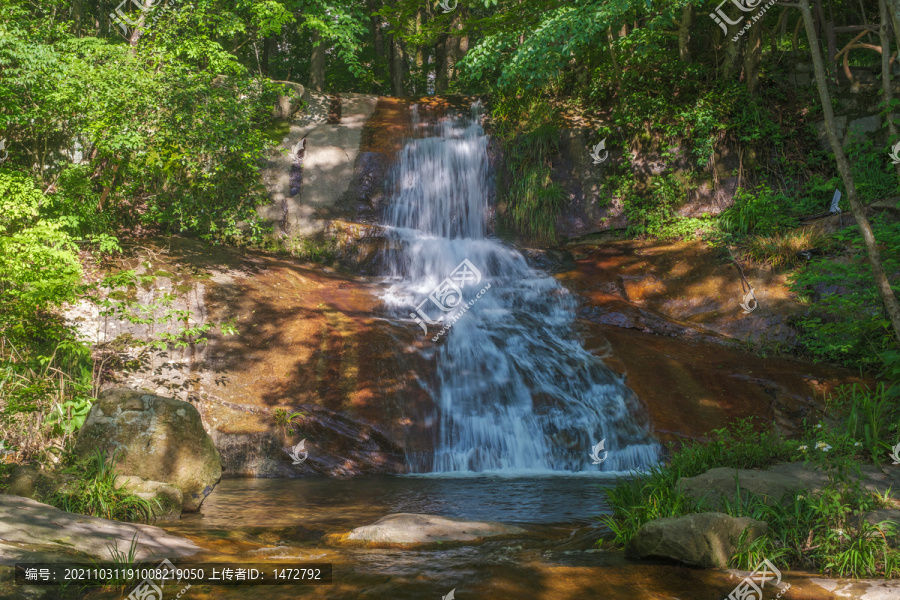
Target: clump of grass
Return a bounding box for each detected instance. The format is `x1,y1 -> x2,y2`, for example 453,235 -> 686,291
284,234 -> 337,263
104,533 -> 141,588
800,381 -> 900,467
601,418 -> 795,545
273,408 -> 306,436
49,449 -> 158,522
745,227 -> 830,268
500,122 -> 566,244
721,467 -> 898,577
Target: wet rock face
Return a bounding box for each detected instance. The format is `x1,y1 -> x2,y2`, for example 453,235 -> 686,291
625,512 -> 767,568
562,238 -> 804,345
74,387 -> 222,511
338,151 -> 391,222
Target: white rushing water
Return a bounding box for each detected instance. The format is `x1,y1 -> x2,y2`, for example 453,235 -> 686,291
380,103 -> 659,474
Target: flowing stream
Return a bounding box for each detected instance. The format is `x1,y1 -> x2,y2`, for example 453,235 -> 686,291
379,103 -> 659,474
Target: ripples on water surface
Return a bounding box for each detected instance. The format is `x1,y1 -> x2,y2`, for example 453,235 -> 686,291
175,476 -> 616,532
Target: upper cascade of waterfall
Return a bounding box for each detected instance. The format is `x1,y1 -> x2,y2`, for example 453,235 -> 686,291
384,103 -> 490,240
380,102 -> 659,474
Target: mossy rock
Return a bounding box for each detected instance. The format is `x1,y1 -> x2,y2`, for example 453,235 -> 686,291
74,387 -> 222,511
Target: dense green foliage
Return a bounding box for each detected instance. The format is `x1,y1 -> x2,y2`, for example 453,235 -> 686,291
0,0 -> 270,464
790,219 -> 900,368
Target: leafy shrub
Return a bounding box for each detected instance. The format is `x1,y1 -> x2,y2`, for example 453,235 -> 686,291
273,408 -> 306,436
789,218 -> 900,368
655,216 -> 718,241
623,173 -> 692,237
719,184 -> 797,236
846,138 -> 898,203
0,171 -> 93,461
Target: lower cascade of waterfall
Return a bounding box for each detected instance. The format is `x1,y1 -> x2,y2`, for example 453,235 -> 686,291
380,102 -> 659,474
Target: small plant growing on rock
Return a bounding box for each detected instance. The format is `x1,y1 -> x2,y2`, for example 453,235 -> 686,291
273,408 -> 306,437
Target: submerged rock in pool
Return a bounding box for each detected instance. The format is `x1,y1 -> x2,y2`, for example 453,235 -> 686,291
333,513 -> 525,546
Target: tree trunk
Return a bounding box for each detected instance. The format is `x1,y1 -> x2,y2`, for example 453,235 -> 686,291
607,27 -> 622,91
800,0 -> 900,345
368,3 -> 386,92
458,7 -> 469,64
415,8 -> 425,95
309,29 -> 326,92
435,34 -> 449,93
389,33 -> 407,96
126,0 -> 156,52
888,0 -> 900,68
444,13 -> 462,83
743,18 -> 763,93
815,0 -> 836,81
880,0 -> 900,181
72,0 -> 83,36
678,3 -> 694,63
261,36 -> 272,77
723,35 -> 743,81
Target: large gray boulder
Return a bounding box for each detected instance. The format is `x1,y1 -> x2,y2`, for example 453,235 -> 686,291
625,512 -> 767,568
74,387 -> 222,512
341,513 -> 525,545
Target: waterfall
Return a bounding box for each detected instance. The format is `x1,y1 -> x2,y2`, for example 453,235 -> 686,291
380,103 -> 659,473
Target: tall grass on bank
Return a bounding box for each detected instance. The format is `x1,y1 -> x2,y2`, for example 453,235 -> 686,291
600,388 -> 900,578
601,418 -> 796,546
499,122 -> 566,244
746,227 -> 831,268
0,339 -> 93,463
